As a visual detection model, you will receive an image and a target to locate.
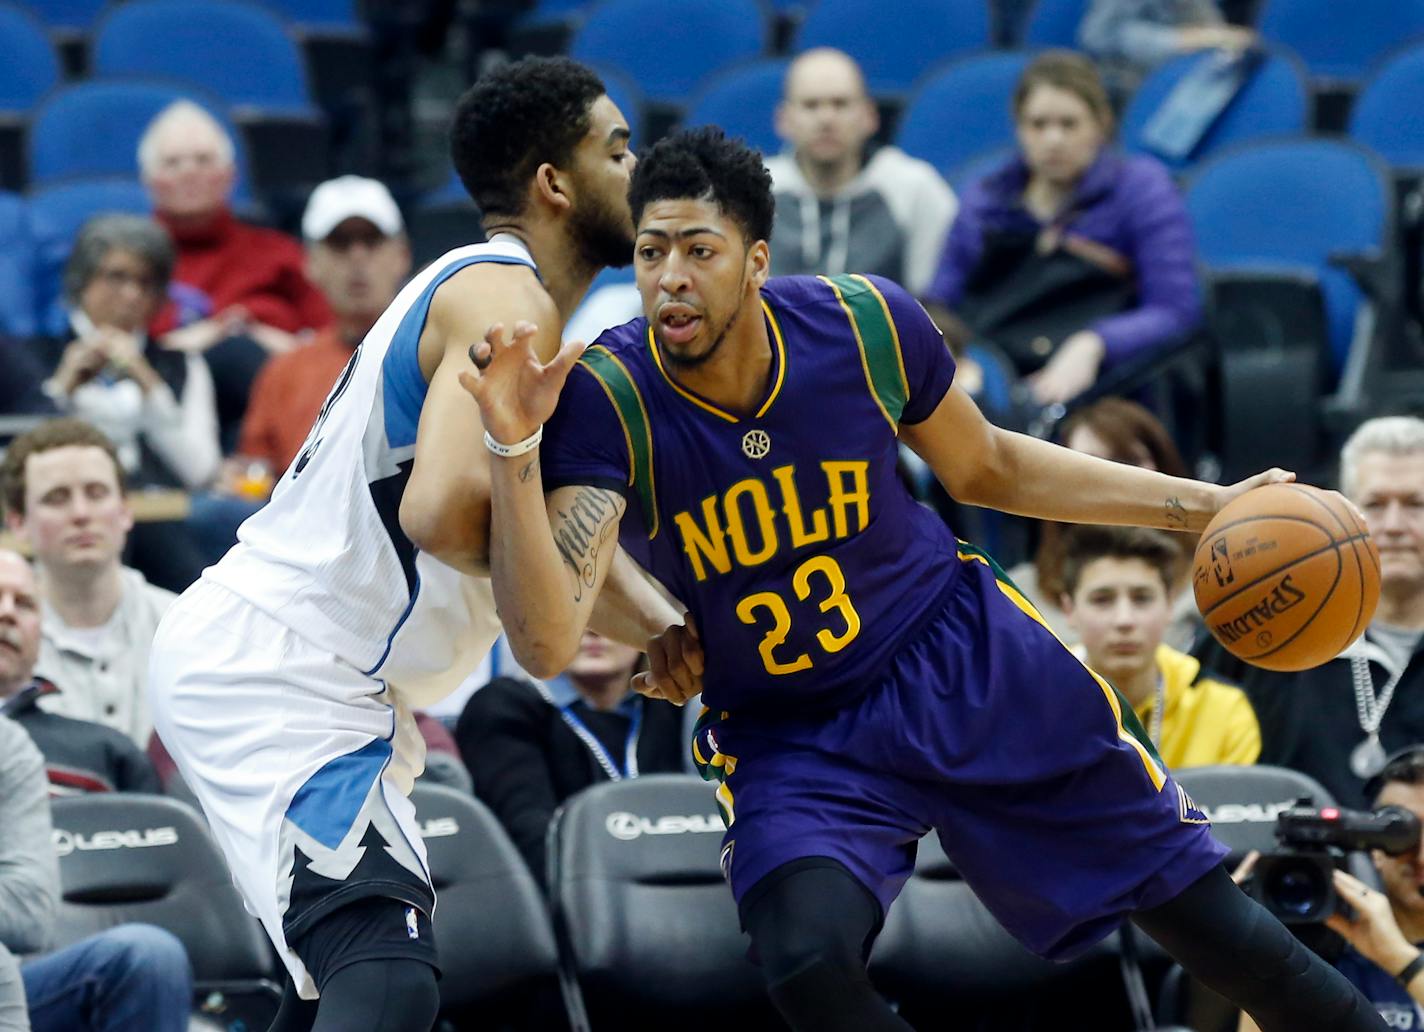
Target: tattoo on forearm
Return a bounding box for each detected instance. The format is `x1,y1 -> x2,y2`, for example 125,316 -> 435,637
552,488 -> 623,602
1165,495 -> 1187,528
517,458 -> 539,483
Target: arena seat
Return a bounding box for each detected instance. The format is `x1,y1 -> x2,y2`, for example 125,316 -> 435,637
1156,765 -> 1366,1032
896,51 -> 1030,179
570,0 -> 765,108
870,834 -> 1131,1028
408,782 -> 563,1029
683,58 -> 789,156
1184,137 -> 1393,379
48,793 -> 280,1029
93,0 -> 318,118
1258,0 -> 1424,84
1121,49 -> 1309,171
0,191 -> 36,337
547,774 -> 777,1030
93,0 -> 328,195
27,177 -> 151,337
794,0 -> 990,96
1350,41 -> 1424,173
0,3 -> 58,190
1023,0 -> 1088,47
27,80 -> 254,201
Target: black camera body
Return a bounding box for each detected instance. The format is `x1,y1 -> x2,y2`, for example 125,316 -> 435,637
1252,802 -> 1420,924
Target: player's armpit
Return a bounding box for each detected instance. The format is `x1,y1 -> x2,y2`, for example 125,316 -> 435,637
398,265 -> 560,575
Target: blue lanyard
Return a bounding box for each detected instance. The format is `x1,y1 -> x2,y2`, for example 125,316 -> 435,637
559,697 -> 643,781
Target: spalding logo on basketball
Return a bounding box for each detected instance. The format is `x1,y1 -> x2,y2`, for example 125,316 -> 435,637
1193,483 -> 1381,671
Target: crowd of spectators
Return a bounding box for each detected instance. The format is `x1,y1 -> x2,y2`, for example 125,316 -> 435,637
0,0 -> 1422,1027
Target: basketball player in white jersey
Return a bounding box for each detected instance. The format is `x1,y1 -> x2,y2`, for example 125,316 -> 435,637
148,57 -> 684,1031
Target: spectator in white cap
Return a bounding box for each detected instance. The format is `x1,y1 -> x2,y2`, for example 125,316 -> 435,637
236,176 -> 412,479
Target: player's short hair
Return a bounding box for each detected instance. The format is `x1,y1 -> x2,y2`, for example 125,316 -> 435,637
1059,524 -> 1185,596
1013,49 -> 1114,133
1339,416 -> 1424,499
1,419 -> 126,518
449,56 -> 607,218
629,126 -> 775,245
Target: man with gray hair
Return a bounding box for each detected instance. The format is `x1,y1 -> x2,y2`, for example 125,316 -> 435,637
139,99 -> 332,446
1196,415 -> 1424,807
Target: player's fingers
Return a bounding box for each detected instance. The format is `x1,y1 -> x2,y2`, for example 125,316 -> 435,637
545,340 -> 587,380
456,370 -> 483,400
630,671 -> 672,702
468,341 -> 493,371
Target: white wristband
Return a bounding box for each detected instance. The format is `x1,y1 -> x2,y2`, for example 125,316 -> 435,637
484,426 -> 543,458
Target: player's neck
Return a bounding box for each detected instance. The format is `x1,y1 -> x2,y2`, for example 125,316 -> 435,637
672,299 -> 773,416
484,221 -> 598,327
1377,585 -> 1424,631
37,561 -> 123,629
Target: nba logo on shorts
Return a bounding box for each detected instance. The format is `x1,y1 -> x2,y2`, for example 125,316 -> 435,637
405,907 -> 420,940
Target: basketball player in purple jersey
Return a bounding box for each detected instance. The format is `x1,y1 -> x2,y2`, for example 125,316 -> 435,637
461,128 -> 1386,1031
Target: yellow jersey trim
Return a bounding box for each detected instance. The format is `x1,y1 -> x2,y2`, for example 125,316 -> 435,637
755,299 -> 788,419
587,344 -> 661,539
644,302 -> 789,424
575,365 -> 635,491
819,275 -> 898,433
850,274 -> 910,403
956,548 -> 1169,792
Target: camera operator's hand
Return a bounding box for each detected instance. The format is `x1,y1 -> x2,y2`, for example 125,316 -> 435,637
1326,870 -> 1420,978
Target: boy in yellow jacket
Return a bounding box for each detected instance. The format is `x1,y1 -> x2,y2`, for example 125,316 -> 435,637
1061,524 -> 1260,767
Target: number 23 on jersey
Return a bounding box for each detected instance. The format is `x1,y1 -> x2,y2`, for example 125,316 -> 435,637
735,555 -> 861,675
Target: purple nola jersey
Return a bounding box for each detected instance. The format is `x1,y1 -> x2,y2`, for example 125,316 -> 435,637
541,274 -> 958,715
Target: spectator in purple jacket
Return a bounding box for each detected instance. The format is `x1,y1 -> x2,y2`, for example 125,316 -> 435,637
924,50 -> 1201,407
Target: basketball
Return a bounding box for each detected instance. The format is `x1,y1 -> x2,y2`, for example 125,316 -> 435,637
1193,483 -> 1381,672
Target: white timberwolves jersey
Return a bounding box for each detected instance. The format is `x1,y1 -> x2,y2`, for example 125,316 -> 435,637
205,238 -> 537,706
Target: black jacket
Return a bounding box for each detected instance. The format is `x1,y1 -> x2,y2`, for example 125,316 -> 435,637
454,676 -> 687,886
1,680 -> 161,795
1193,630 -> 1424,808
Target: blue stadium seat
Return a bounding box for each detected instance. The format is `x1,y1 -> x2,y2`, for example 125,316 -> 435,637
795,0 -> 990,96
1185,138 -> 1392,375
27,81 -> 254,198
586,62 -> 647,140
948,145 -> 1017,196
1121,49 -> 1308,171
0,3 -> 59,113
27,177 -> 153,337
93,0 -> 318,117
260,0 -> 361,31
1350,41 -> 1424,172
1258,0 -> 1424,83
896,52 -> 1030,179
570,0 -> 765,107
1023,0 -> 1087,47
0,190 -> 36,337
22,0 -> 106,34
683,58 -> 789,156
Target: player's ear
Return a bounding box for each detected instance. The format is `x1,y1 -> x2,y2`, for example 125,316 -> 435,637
747,239 -> 770,290
1059,592 -> 1076,617
533,162 -> 573,213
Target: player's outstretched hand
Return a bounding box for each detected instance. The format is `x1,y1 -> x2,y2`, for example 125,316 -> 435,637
458,321 -> 584,446
633,619 -> 704,706
1215,468 -> 1295,514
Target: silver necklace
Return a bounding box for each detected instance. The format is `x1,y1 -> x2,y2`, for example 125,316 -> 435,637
1350,655 -> 1406,778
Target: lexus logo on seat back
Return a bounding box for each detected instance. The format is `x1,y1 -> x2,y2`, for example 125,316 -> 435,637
52,827 -> 179,858
605,812 -> 723,841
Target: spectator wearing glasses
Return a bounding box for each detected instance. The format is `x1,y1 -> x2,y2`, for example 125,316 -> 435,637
1197,417 -> 1424,809
37,216 -> 219,494
1240,745 -> 1424,1032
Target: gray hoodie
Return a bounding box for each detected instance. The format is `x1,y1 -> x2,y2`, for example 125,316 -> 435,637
0,716 -> 59,957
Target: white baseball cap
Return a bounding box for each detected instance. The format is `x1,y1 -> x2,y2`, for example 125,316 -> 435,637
302,175 -> 404,241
